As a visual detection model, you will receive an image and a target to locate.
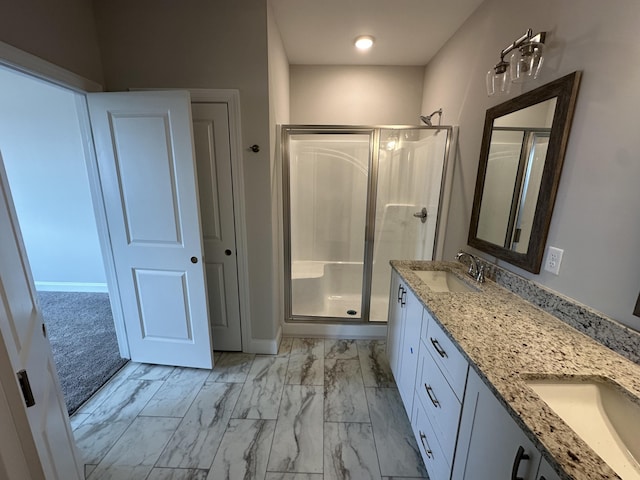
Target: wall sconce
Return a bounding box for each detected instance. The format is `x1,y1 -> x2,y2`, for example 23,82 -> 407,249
486,29 -> 546,96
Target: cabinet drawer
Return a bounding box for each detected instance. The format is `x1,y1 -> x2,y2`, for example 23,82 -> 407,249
417,345 -> 462,464
412,393 -> 451,480
424,311 -> 468,401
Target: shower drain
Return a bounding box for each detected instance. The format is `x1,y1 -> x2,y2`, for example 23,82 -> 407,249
347,310 -> 357,316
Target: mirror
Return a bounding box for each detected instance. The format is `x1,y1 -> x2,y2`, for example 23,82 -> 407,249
468,71 -> 582,273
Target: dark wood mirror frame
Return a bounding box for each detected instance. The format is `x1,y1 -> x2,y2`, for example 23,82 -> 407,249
468,71 -> 582,273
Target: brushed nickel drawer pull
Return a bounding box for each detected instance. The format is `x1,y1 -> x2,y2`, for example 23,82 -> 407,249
419,431 -> 433,459
424,383 -> 440,407
430,337 -> 448,358
511,446 -> 530,480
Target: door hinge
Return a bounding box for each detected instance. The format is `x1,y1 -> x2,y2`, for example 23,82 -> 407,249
17,370 -> 36,408
42,323 -> 47,338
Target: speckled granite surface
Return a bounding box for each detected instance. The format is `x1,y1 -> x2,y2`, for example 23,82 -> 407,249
469,256 -> 640,366
391,260 -> 640,480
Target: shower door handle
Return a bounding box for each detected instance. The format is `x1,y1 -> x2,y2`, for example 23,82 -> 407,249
413,208 -> 428,223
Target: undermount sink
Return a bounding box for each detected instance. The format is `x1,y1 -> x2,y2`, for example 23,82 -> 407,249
525,377 -> 640,480
412,270 -> 479,293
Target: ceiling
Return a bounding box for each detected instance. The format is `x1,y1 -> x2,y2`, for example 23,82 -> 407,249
269,0 -> 484,66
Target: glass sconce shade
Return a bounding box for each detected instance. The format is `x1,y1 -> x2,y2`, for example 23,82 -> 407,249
486,63 -> 511,96
510,42 -> 544,83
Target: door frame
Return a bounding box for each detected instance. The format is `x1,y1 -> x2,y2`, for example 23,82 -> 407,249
0,42 -> 130,358
133,88 -> 252,353
189,89 -> 251,353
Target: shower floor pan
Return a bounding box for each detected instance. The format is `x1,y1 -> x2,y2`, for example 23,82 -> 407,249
292,293 -> 388,322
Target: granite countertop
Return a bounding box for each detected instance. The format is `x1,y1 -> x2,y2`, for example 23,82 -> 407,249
391,260 -> 640,480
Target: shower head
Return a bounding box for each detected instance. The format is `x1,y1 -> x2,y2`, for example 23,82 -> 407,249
420,108 -> 443,127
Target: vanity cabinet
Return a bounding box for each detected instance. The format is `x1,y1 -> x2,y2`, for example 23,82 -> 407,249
386,271 -> 424,415
387,272 -> 404,376
388,268 -> 566,480
453,367 -> 543,480
416,336 -> 465,466
398,286 -> 423,412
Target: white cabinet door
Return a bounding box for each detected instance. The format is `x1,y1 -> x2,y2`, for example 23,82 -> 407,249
191,103 -> 241,351
453,368 -> 542,480
397,286 -> 423,415
0,156 -> 83,479
412,395 -> 451,480
387,271 -> 404,377
88,91 -> 213,368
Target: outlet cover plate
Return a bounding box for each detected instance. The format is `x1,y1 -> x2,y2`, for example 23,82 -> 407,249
544,246 -> 564,275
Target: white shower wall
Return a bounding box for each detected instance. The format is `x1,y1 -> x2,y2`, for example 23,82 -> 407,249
374,133 -> 446,262
370,131 -> 448,320
289,138 -> 369,264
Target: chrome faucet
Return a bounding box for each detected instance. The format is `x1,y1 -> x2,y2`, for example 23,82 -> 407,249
455,251 -> 485,283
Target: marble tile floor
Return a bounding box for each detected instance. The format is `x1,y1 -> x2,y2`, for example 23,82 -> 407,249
71,338 -> 428,480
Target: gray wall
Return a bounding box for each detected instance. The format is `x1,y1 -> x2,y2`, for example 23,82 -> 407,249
93,0 -> 277,341
267,3 -> 290,336
0,0 -> 103,83
422,0 -> 640,330
290,65 -> 425,125
0,68 -> 106,291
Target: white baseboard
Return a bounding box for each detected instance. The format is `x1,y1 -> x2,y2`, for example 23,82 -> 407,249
245,326 -> 282,355
281,322 -> 387,339
35,281 -> 108,293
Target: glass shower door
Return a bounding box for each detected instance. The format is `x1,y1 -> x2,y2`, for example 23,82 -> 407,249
369,128 -> 450,322
284,129 -> 373,321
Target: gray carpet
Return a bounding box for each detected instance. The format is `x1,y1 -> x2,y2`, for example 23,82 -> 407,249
37,291 -> 128,415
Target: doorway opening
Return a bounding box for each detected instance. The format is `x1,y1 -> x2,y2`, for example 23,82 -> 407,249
282,125 -> 453,324
0,65 -> 126,414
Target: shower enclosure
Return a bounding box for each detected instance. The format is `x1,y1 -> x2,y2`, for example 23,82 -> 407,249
282,125 -> 453,324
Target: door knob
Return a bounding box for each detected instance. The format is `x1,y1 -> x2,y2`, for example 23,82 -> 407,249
225,249 -> 232,256
190,256 -> 198,264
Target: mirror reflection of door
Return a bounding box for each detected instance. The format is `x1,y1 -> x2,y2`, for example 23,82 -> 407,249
476,97 -> 556,251
511,132 -> 549,253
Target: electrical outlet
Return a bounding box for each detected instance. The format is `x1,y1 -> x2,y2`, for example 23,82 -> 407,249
544,246 -> 564,275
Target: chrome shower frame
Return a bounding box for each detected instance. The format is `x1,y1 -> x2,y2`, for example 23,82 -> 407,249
281,124 -> 454,324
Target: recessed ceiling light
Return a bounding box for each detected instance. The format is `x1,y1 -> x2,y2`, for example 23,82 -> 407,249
354,35 -> 374,50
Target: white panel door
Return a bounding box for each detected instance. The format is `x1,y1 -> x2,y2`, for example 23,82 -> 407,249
87,91 -> 213,368
0,154 -> 83,479
191,103 -> 242,351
